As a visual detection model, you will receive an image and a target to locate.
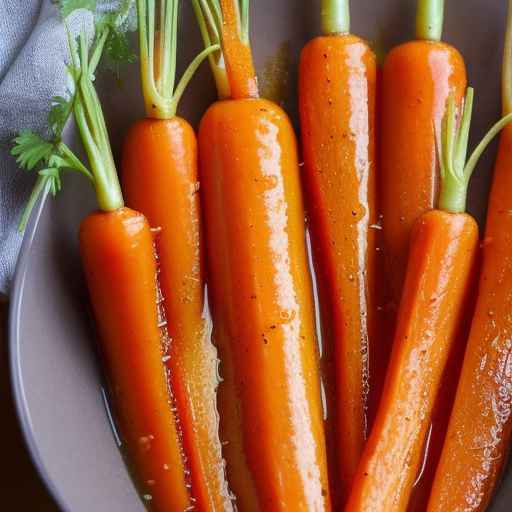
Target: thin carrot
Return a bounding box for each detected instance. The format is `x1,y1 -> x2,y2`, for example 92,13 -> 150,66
427,3 -> 512,510
12,20 -> 191,510
381,0 -> 467,305
121,2 -> 231,510
347,89 -> 512,512
379,2 -> 469,504
193,1 -> 331,510
298,0 -> 384,504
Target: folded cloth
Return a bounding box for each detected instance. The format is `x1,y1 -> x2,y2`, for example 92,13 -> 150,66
0,0 -> 94,295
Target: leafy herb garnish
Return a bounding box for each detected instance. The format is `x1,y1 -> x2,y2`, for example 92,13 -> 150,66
12,1 -> 133,231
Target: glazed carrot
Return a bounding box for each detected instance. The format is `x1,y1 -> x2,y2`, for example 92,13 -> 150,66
12,22 -> 191,511
121,2 -> 231,510
298,0 -> 383,504
193,1 -> 331,510
381,0 -> 467,305
428,4 -> 512,510
380,2 -> 468,504
347,89 -> 512,511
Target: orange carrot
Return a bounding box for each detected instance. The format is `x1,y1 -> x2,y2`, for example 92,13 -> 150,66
381,0 -> 467,305
298,0 -> 384,504
80,208 -> 191,510
193,1 -> 331,510
12,27 -> 192,510
379,2 -> 468,505
427,4 -> 512,509
121,2 -> 231,509
347,89 -> 512,511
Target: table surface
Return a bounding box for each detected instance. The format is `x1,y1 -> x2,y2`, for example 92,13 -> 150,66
1,300 -> 58,510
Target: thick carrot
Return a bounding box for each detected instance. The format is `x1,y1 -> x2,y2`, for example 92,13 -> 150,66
122,2 -> 231,510
381,0 -> 467,305
80,208 -> 190,511
427,4 -> 512,510
347,89 -> 512,511
298,0 -> 384,504
194,1 -> 331,510
12,25 -> 192,510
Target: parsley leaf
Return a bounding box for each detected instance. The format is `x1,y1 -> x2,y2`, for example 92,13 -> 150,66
48,95 -> 74,137
11,131 -> 54,170
103,26 -> 136,73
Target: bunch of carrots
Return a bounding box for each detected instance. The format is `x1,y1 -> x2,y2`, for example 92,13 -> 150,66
10,0 -> 512,510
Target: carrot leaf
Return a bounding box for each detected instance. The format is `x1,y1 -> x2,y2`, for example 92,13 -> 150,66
11,132 -> 54,171
438,87 -> 512,213
49,95 -> 75,137
191,0 -> 230,98
137,0 -> 219,118
11,131 -> 95,231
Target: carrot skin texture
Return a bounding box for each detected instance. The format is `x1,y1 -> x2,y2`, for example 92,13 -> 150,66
346,211 -> 478,512
219,0 -> 258,99
199,98 -> 331,511
122,118 -> 232,512
407,256 -> 479,512
79,207 -> 191,511
427,126 -> 512,512
298,34 -> 383,503
381,41 -> 467,305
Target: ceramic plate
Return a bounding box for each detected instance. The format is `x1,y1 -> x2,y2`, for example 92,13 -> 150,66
9,1 -> 512,510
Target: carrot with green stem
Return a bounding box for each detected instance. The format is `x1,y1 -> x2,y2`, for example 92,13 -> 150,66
428,3 -> 512,510
346,88 -> 512,512
193,1 -> 331,510
12,13 -> 192,511
298,0 -> 384,504
121,2 -> 231,510
381,0 -> 467,306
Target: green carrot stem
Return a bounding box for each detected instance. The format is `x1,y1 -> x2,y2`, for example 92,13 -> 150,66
74,33 -> 124,211
503,0 -> 512,115
438,87 -> 512,213
321,0 -> 350,35
191,0 -> 230,99
18,175 -> 48,232
138,0 -> 218,118
416,0 -> 444,42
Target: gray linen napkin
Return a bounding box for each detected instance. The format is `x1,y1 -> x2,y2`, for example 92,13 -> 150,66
0,1 -> 94,295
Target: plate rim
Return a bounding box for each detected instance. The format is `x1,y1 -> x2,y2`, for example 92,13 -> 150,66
8,189 -> 69,512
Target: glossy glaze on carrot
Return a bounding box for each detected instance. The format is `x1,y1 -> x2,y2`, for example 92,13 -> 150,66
195,1 -> 331,509
348,86 -> 512,511
346,210 -> 479,511
299,30 -> 382,503
381,40 -> 466,305
122,117 -> 231,511
80,208 -> 191,511
427,7 -> 512,505
427,127 -> 512,512
200,96 -> 330,512
122,2 -> 232,509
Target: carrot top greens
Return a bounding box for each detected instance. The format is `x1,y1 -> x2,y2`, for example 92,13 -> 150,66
137,0 -> 220,118
11,3 -> 135,230
321,0 -> 350,35
416,0 -> 444,42
191,0 -> 230,98
437,88 -> 512,214
193,0 -> 257,100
